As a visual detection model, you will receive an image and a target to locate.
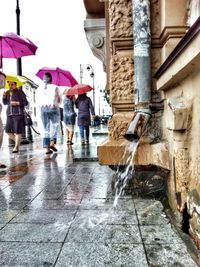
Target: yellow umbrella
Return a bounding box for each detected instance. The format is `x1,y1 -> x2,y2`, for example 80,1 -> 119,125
5,74 -> 28,89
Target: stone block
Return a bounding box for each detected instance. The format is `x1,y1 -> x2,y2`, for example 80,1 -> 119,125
166,96 -> 190,130
98,139 -> 170,170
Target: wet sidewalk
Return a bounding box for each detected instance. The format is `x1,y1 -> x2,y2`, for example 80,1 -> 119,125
0,127 -> 199,266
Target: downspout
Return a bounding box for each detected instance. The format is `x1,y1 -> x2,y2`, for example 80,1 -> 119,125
124,0 -> 152,142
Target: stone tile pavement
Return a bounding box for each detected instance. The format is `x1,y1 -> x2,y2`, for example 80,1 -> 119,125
0,127 -> 199,266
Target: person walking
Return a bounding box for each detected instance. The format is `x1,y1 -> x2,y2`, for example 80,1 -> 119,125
63,94 -> 76,145
0,71 -> 7,168
75,93 -> 95,145
2,81 -> 28,153
37,72 -> 61,157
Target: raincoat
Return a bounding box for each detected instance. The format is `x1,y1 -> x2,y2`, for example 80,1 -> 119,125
75,94 -> 95,126
3,89 -> 28,116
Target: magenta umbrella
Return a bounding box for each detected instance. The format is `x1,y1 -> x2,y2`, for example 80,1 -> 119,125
35,67 -> 78,87
0,32 -> 38,68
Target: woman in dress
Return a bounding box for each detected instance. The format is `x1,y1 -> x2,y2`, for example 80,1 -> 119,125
63,94 -> 76,145
2,81 -> 28,153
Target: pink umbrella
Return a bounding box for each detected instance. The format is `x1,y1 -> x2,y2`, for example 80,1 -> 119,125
0,32 -> 38,68
35,67 -> 78,87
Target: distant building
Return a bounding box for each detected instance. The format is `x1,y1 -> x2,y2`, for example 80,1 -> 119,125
22,77 -> 38,125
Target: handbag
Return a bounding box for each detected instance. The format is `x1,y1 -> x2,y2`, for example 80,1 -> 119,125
24,111 -> 33,126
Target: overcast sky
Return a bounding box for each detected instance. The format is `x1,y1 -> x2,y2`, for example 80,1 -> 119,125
0,0 -> 106,89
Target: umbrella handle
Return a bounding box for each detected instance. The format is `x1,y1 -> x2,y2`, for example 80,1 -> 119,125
0,57 -> 2,69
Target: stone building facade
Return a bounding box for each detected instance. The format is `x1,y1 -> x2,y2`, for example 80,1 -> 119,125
83,0 -> 200,249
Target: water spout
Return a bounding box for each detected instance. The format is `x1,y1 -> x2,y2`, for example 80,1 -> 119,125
124,110 -> 151,142
125,0 -> 152,142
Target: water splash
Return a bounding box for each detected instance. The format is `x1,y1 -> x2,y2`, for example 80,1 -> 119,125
113,141 -> 139,207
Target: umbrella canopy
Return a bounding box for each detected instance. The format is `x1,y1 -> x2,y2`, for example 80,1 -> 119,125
35,67 -> 78,87
0,32 -> 38,68
66,84 -> 93,96
5,74 -> 28,89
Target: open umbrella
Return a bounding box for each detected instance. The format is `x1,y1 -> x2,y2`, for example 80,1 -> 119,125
35,67 -> 78,87
0,32 -> 38,68
5,74 -> 28,89
66,84 -> 93,96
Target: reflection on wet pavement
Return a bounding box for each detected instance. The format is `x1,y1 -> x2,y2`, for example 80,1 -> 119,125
0,131 -> 198,266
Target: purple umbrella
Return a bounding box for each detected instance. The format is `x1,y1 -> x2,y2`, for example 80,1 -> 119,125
0,32 -> 38,68
35,67 -> 78,87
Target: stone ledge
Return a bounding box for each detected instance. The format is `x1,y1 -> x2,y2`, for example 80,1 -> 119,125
98,138 -> 170,170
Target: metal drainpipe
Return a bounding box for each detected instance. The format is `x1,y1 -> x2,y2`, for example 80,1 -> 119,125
124,0 -> 152,142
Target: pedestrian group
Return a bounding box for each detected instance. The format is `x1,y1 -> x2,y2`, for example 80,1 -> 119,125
0,71 -> 96,164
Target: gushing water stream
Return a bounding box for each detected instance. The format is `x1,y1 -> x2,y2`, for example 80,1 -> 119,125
113,141 -> 139,207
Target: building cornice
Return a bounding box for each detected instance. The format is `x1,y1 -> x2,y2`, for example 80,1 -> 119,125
154,16 -> 200,79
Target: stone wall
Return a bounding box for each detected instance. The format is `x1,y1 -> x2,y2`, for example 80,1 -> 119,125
109,0 -> 134,113
84,0 -> 200,251
156,27 -> 200,249
99,0 -> 165,167
107,0 -> 200,249
164,72 -> 200,249
108,0 -> 163,136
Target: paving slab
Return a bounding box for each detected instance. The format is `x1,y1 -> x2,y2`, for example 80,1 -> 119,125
145,243 -> 199,267
24,198 -> 80,210
56,242 -> 148,267
56,242 -> 108,267
0,242 -> 61,266
0,223 -> 70,242
74,209 -> 137,225
0,209 -> 19,224
67,223 -> 142,244
0,198 -> 31,210
2,185 -> 42,200
79,197 -> 135,210
11,209 -> 76,224
140,224 -> 185,244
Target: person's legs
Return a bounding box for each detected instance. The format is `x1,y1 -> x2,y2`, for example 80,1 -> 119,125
13,134 -> 21,152
7,116 -> 24,153
0,117 -> 6,168
85,126 -> 90,144
66,128 -> 73,144
64,117 -> 70,144
49,108 -> 60,151
66,128 -> 70,143
68,130 -> 74,144
5,116 -> 15,144
7,133 -> 15,142
66,125 -> 74,145
50,138 -> 57,150
41,107 -> 51,153
79,125 -> 85,144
